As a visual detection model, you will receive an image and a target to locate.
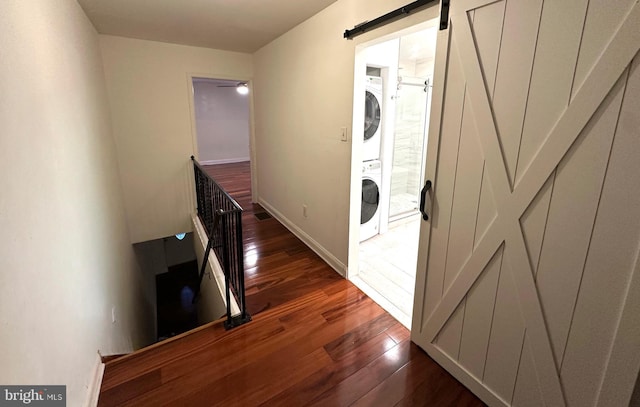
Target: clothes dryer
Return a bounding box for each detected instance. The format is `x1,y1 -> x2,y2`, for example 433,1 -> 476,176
360,159 -> 382,241
363,76 -> 383,161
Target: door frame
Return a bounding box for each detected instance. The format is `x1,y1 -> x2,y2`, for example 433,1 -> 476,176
186,73 -> 258,204
346,14 -> 441,282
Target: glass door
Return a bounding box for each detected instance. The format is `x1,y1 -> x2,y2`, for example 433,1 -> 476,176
388,76 -> 431,220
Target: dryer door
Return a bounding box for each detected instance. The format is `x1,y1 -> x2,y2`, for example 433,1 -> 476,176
361,178 -> 380,224
364,91 -> 381,141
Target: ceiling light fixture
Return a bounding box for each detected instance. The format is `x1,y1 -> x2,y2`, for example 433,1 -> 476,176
236,83 -> 249,95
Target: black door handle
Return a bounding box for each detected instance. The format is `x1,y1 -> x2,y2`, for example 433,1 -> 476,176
419,180 -> 432,221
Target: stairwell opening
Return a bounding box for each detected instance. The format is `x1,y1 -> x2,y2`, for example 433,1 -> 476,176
133,232 -> 225,342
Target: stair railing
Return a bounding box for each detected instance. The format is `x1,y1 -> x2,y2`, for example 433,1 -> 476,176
191,156 -> 251,330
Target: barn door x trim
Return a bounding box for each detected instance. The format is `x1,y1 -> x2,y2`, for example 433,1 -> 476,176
421,2 -> 640,406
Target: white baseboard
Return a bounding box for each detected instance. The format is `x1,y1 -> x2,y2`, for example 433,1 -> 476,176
199,158 -> 249,165
85,352 -> 105,407
258,198 -> 347,277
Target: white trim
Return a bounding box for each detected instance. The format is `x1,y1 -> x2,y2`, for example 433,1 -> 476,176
198,158 -> 250,166
84,352 -> 105,407
258,198 -> 347,277
191,214 -> 241,317
247,83 -> 258,204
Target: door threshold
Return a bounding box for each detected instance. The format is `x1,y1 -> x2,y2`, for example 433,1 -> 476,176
350,275 -> 412,329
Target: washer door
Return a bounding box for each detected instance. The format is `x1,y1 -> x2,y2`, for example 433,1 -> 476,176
361,178 -> 380,224
364,91 -> 381,141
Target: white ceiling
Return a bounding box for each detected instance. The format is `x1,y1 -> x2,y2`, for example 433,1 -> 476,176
77,0 -> 338,53
399,27 -> 438,69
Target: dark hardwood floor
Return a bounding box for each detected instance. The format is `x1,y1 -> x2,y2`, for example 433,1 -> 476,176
98,161 -> 484,407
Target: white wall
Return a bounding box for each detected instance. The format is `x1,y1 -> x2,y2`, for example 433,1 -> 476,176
253,0 -> 440,272
0,1 -> 154,405
365,38 -> 400,67
99,36 -> 253,243
194,80 -> 250,164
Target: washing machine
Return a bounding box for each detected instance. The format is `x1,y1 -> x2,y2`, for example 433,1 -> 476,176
363,76 -> 383,161
360,159 -> 382,242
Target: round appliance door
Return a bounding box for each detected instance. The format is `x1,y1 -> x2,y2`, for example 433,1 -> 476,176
361,178 -> 380,224
364,91 -> 381,141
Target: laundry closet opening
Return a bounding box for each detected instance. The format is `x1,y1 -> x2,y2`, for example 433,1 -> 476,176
349,22 -> 438,329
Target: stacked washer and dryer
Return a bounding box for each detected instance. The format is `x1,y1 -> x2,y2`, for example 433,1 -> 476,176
360,76 -> 384,242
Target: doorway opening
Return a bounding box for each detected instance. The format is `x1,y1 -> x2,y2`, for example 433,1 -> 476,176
349,22 -> 438,329
189,76 -> 256,201
192,77 -> 251,166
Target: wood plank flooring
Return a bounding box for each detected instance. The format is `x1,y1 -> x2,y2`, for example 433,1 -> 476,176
98,161 -> 484,406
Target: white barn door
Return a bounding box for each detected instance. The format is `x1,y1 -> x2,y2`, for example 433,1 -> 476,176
411,1 -> 640,406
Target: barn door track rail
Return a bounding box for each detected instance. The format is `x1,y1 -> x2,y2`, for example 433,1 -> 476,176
343,0 -> 449,40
